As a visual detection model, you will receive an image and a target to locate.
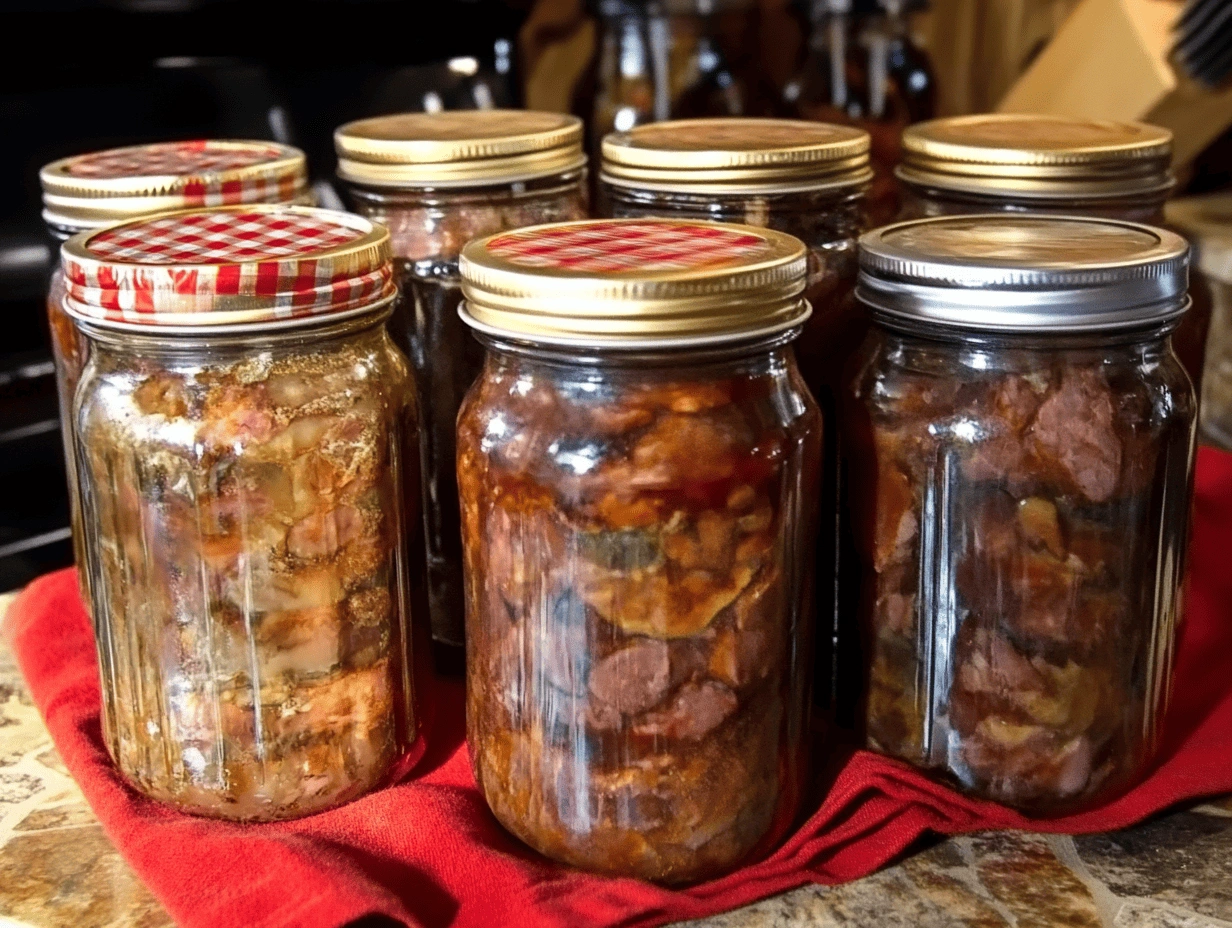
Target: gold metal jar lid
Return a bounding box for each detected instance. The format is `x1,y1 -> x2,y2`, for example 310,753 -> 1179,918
898,114 -> 1174,200
40,140 -> 309,232
601,118 -> 873,194
459,218 -> 809,347
335,110 -> 586,189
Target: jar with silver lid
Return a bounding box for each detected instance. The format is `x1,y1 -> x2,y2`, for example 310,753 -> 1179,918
848,215 -> 1196,813
67,205 -> 423,820
38,140 -> 310,611
336,111 -> 588,657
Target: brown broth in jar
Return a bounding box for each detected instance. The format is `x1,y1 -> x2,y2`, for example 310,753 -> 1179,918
849,216 -> 1196,813
459,348 -> 820,880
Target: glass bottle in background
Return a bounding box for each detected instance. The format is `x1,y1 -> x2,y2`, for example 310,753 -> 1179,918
783,0 -> 856,123
38,141 -> 310,613
600,117 -> 871,722
589,0 -> 664,149
458,218 -> 821,882
68,205 -> 423,820
666,0 -> 745,119
335,111 -> 588,663
896,114 -> 1210,392
784,0 -> 934,224
850,214 -> 1195,814
864,0 -> 934,125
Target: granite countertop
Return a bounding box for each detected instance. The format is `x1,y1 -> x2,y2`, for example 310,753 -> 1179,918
1,591 -> 1230,928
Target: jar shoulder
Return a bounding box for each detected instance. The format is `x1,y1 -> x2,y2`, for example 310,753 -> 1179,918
459,356 -> 823,476
848,331 -> 1195,511
349,180 -> 589,263
602,185 -> 868,248
79,326 -> 415,454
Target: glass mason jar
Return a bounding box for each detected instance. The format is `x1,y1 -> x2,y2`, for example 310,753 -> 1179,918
336,111 -> 588,656
65,205 -> 422,821
848,215 -> 1196,814
896,114 -> 1210,390
39,140 -> 310,610
457,219 -> 822,882
600,117 -> 871,720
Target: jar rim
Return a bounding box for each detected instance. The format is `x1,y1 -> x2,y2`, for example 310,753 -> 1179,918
344,167 -> 587,202
471,319 -> 805,363
72,296 -> 396,344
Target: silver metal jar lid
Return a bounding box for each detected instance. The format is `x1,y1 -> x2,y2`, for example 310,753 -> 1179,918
857,215 -> 1190,333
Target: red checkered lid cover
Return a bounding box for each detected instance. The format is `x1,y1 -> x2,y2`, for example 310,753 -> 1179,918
40,140 -> 309,231
60,204 -> 395,329
459,219 -> 809,346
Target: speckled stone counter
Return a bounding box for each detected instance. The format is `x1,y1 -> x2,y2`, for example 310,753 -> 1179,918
2,592 -> 1229,928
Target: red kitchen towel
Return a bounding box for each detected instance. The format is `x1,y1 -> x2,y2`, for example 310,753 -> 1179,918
6,445 -> 1232,928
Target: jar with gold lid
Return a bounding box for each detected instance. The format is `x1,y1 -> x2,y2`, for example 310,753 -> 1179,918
457,219 -> 822,882
39,140 -> 310,610
600,117 -> 872,721
896,114 -> 1210,387
335,110 -> 588,658
67,204 -> 423,820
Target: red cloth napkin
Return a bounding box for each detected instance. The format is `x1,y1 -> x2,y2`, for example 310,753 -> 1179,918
7,447 -> 1232,928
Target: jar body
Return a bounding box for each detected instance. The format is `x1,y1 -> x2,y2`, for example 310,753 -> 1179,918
848,324 -> 1195,813
75,315 -> 421,820
458,339 -> 821,883
602,181 -> 868,721
896,183 -> 1211,389
47,267 -> 91,601
346,172 -> 587,653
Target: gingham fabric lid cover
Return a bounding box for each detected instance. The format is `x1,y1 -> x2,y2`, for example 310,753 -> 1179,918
40,140 -> 309,230
60,205 -> 395,328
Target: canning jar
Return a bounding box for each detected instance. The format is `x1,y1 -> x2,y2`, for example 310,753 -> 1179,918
39,140 -> 309,609
600,117 -> 871,719
458,219 -> 822,882
65,205 -> 422,820
336,111 -> 588,656
849,215 -> 1196,814
896,114 -> 1210,388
